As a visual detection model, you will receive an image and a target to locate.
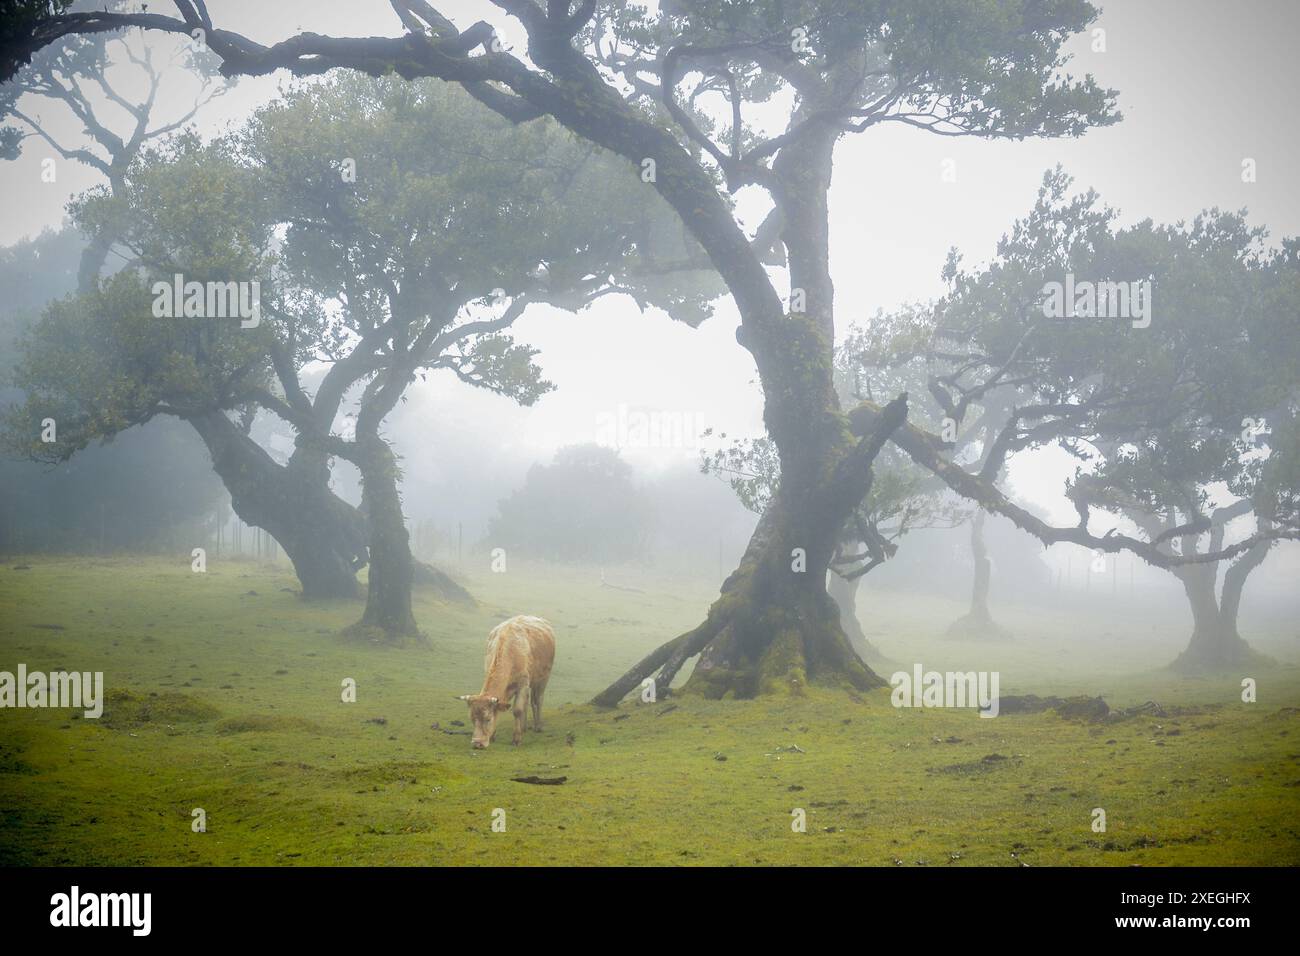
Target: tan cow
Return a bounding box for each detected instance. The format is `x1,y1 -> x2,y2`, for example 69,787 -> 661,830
457,615 -> 555,749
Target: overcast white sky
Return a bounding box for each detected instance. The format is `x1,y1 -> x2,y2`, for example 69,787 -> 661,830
3,0 -> 1298,584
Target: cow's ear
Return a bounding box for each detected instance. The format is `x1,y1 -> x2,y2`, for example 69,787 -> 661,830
455,695 -> 472,702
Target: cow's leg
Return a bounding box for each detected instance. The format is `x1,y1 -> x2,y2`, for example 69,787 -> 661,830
531,680 -> 547,731
512,685 -> 529,745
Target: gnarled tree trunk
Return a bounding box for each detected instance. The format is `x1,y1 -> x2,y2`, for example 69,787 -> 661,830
1170,531 -> 1271,673
685,492 -> 881,698
592,116 -> 908,705
76,199 -> 369,598
74,207 -> 370,599
188,410 -> 366,599
593,392 -> 907,705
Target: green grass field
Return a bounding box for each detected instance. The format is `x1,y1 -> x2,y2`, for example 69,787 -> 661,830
1,555 -> 1297,866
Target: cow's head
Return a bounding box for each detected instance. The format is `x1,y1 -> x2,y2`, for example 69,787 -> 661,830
456,694 -> 510,749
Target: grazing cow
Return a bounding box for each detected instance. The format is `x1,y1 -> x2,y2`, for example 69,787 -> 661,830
457,615 -> 555,749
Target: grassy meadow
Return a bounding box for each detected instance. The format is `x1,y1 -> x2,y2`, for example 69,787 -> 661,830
1,555 -> 1298,866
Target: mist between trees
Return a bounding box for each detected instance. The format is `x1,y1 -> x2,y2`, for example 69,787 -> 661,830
0,0 -> 1296,696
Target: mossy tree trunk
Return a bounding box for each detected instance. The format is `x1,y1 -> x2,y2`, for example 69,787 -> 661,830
352,435 -> 419,638
188,410 -> 366,599
683,492 -> 886,699
593,120 -> 908,705
593,483 -> 897,706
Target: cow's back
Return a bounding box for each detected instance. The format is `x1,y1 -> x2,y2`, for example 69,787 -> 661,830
486,616 -> 556,686
515,615 -> 556,684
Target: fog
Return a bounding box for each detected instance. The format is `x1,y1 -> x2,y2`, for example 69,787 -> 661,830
3,1 -> 1298,640
1,0 -> 1298,878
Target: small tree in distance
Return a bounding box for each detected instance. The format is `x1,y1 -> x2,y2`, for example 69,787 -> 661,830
489,444 -> 653,564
